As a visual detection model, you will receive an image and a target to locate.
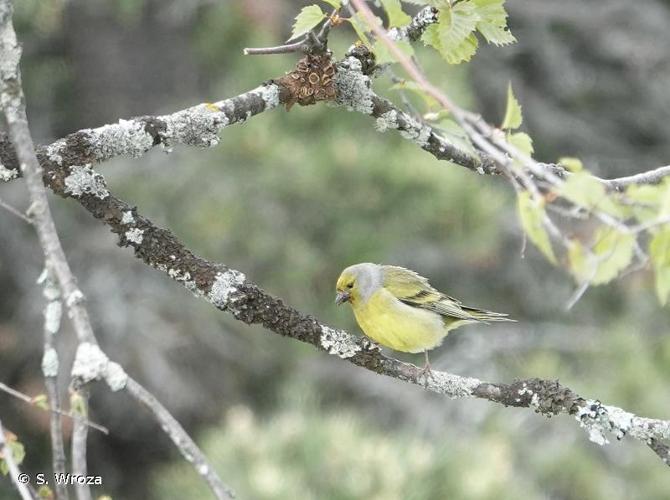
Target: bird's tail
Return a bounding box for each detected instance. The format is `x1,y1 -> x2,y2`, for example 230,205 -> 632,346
462,306 -> 515,323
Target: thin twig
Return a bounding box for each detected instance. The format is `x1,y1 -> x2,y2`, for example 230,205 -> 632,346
125,378 -> 235,499
0,419 -> 33,500
39,267 -> 69,500
243,38 -> 307,56
0,381 -> 108,434
0,195 -> 31,223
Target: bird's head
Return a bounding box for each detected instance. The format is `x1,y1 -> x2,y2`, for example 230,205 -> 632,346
335,263 -> 381,306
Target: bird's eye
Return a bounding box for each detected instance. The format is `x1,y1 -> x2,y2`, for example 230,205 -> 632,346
346,283 -> 354,289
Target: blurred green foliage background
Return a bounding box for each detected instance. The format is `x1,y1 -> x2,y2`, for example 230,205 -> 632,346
1,0 -> 670,498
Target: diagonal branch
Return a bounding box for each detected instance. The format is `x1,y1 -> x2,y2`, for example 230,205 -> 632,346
27,142 -> 669,465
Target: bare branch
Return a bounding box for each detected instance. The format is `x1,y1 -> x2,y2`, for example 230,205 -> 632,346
601,165 -> 670,190
0,4 -> 234,499
0,419 -> 33,500
0,195 -> 31,223
38,268 -> 69,500
125,378 -> 235,499
0,381 -> 108,435
243,39 -> 308,56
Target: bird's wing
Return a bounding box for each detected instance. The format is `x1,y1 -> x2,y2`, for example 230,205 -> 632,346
381,265 -> 476,321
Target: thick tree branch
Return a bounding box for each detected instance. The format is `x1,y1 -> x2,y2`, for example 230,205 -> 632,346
26,142 -> 669,464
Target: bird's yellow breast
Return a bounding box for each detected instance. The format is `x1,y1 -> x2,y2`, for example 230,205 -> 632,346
351,288 -> 448,353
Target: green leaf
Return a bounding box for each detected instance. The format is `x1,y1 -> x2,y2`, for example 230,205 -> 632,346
70,391 -> 88,418
320,0 -> 342,9
558,157 -> 583,172
559,172 -> 624,218
568,230 -> 636,285
472,0 -> 516,45
373,39 -> 415,65
517,191 -> 557,264
381,0 -> 412,27
501,82 -> 522,129
650,227 -> 670,305
347,14 -> 374,46
568,240 -> 589,282
37,486 -> 55,498
32,393 -> 50,411
9,441 -> 25,467
290,5 -> 326,40
588,228 -> 636,285
422,4 -> 480,64
508,131 -> 533,157
0,438 -> 25,476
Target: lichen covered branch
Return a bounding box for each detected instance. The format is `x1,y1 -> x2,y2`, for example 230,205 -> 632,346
29,145 -> 669,465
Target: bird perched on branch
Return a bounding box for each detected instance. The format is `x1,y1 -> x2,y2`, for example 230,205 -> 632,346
335,263 -> 513,375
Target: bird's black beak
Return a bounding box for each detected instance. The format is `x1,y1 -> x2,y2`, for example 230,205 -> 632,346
335,291 -> 350,305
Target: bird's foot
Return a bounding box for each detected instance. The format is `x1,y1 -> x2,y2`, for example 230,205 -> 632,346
417,361 -> 435,384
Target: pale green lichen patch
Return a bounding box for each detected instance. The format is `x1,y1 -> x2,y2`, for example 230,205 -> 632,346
88,118 -> 155,160
257,84 -> 280,109
104,361 -> 128,391
71,342 -> 127,391
71,342 -> 109,384
422,371 -> 480,399
66,289 -> 85,307
44,300 -> 62,334
209,269 -> 246,308
41,347 -> 59,377
168,268 -> 202,298
64,164 -> 109,199
334,57 -> 374,115
398,114 -> 432,147
375,110 -> 399,133
45,139 -> 66,166
125,228 -> 144,245
160,104 -> 230,148
121,211 -> 135,225
320,326 -> 361,359
0,162 -> 17,181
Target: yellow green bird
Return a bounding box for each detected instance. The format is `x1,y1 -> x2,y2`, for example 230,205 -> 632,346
335,263 -> 513,374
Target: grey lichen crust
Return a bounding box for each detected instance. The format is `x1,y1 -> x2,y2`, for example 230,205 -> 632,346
124,227 -> 144,245
41,347 -> 59,378
398,114 -> 432,148
334,57 -> 374,115
209,269 -> 246,309
86,118 -> 155,161
71,342 -> 128,391
375,110 -> 399,133
576,400 -> 670,446
423,370 -> 481,399
388,5 -> 438,42
256,84 -> 280,109
160,105 -> 229,149
64,164 -> 109,199
0,162 -> 17,181
320,326 -> 361,359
